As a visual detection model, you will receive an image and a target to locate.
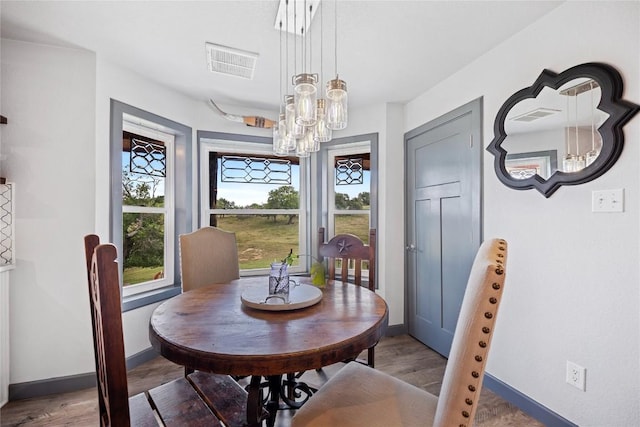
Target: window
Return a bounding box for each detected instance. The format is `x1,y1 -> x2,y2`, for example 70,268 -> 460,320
120,121 -> 174,297
317,134 -> 378,284
199,131 -> 309,275
328,147 -> 371,242
110,100 -> 192,310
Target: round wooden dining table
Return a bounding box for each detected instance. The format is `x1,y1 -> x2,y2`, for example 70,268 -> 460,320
149,276 -> 389,427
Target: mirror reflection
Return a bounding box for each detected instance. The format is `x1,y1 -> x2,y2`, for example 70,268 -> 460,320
488,62 -> 640,198
502,78 -> 609,179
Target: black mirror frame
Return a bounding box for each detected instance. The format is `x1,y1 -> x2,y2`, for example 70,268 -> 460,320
487,62 -> 640,197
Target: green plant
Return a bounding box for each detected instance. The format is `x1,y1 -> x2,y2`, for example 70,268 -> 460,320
296,254 -> 326,287
282,248 -> 295,266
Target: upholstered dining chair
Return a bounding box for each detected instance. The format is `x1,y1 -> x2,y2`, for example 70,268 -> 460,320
179,226 -> 240,292
318,227 -> 377,367
84,235 -> 258,427
291,238 -> 508,427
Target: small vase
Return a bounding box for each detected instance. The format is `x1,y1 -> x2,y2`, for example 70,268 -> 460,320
268,262 -> 290,303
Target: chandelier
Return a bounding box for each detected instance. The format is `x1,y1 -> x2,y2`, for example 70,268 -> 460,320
273,0 -> 348,157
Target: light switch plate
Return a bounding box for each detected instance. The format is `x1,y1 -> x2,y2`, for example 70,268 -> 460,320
592,189 -> 624,212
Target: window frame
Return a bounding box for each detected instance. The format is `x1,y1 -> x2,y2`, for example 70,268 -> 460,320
316,133 -> 378,241
314,133 -> 378,284
326,143 -> 373,237
197,131 -> 310,276
110,100 -> 192,311
120,120 -> 175,297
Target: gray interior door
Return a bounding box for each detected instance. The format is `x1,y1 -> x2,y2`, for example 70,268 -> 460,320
405,99 -> 482,357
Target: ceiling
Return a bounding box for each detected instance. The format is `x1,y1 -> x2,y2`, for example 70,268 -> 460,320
1,1 -> 563,116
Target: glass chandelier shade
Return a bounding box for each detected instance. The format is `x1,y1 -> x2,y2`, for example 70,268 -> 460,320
314,98 -> 332,142
326,77 -> 348,130
285,95 -> 306,138
296,128 -> 318,157
278,112 -> 296,150
273,127 -> 287,156
294,73 -> 318,126
274,112 -> 295,155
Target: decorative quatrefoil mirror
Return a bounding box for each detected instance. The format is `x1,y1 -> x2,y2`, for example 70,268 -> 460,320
487,62 -> 640,197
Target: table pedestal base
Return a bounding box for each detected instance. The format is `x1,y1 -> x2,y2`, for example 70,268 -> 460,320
246,373 -> 318,427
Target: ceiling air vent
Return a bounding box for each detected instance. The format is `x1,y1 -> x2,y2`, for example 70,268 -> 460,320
510,107 -> 560,122
206,42 -> 258,80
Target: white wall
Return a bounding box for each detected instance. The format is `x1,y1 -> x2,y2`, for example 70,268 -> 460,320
1,40 -> 97,383
405,2 -> 639,425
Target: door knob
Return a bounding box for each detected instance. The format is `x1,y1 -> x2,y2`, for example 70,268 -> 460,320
406,244 -> 417,252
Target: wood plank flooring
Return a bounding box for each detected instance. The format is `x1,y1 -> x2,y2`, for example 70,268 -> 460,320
0,335 -> 542,426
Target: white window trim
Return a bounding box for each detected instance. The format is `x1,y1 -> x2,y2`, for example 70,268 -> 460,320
327,141 -> 372,237
199,139 -> 309,276
121,120 -> 176,297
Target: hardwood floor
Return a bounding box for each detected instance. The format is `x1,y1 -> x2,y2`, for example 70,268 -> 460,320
0,335 -> 542,426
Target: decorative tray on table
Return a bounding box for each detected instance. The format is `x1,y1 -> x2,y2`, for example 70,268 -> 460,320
240,284 -> 323,311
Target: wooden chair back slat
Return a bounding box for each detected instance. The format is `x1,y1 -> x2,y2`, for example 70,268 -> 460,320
318,227 -> 376,291
83,235 -> 105,420
89,243 -> 131,426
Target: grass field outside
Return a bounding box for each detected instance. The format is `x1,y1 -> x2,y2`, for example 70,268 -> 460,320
123,213 -> 370,284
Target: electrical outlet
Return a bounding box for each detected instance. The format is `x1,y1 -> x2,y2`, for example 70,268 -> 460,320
566,361 -> 586,391
592,189 -> 624,212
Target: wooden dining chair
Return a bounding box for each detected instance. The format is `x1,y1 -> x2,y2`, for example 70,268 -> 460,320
291,238 -> 508,427
318,227 -> 376,291
179,226 -> 240,292
84,235 -> 258,427
318,227 -> 377,367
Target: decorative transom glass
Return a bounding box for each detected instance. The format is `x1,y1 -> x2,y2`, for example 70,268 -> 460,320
335,158 -> 363,185
130,138 -> 166,177
221,155 -> 291,184
0,183 -> 13,266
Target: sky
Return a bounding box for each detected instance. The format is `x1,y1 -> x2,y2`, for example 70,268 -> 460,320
217,162 -> 370,207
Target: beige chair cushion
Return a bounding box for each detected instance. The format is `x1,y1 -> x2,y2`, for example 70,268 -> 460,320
291,362 -> 438,427
179,227 -> 240,292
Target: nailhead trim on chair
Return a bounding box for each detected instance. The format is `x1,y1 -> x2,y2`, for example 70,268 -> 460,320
458,239 -> 507,427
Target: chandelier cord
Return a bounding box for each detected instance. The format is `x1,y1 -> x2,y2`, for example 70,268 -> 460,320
309,4 -> 313,75
320,1 -> 324,85
294,2 -> 297,80
303,0 -> 307,74
286,0 -> 290,95
334,0 -> 338,77
279,20 -> 283,114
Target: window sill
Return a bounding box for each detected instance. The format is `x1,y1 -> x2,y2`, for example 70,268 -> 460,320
122,285 -> 181,312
